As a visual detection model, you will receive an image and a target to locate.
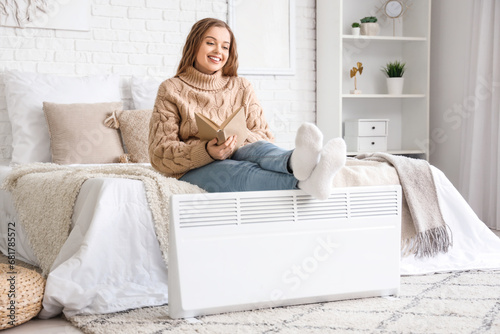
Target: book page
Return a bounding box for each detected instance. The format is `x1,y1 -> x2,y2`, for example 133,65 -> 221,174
221,107 -> 247,147
195,106 -> 248,147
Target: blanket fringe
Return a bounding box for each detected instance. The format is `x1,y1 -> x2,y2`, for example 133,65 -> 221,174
402,225 -> 453,258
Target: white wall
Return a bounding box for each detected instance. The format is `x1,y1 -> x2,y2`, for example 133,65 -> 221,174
0,0 -> 316,164
429,0 -> 474,188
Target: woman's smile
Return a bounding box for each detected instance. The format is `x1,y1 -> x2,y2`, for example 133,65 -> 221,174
195,26 -> 230,74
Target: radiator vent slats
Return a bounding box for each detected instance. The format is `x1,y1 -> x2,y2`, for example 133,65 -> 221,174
240,196 -> 294,224
178,198 -> 238,227
296,196 -> 348,220
350,191 -> 399,217
176,190 -> 399,228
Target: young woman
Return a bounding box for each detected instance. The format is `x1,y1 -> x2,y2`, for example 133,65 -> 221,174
149,18 -> 346,200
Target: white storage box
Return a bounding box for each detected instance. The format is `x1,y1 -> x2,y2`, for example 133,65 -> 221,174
345,119 -> 389,153
168,186 -> 402,319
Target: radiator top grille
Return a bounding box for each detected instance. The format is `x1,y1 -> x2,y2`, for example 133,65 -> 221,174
176,188 -> 400,228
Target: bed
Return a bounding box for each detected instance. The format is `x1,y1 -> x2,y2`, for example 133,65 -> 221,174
1,70 -> 500,319
2,162 -> 500,319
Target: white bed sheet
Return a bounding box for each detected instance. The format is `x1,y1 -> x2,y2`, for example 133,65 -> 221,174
1,164 -> 500,318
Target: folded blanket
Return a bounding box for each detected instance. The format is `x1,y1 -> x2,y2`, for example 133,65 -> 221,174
355,153 -> 452,257
1,163 -> 205,276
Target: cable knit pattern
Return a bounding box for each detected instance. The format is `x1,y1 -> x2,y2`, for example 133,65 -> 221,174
149,66 -> 274,178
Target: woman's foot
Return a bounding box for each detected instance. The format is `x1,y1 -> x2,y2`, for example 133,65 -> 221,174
298,138 -> 346,200
289,123 -> 323,181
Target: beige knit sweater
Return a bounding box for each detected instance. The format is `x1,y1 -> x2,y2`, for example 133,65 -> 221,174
149,66 -> 275,178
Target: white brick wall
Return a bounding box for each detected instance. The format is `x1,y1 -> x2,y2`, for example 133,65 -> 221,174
0,0 -> 316,164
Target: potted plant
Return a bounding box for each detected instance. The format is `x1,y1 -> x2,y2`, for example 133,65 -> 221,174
360,16 -> 380,36
350,62 -> 363,94
351,22 -> 360,36
381,60 -> 406,95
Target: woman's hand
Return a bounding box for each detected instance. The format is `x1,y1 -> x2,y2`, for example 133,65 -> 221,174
206,135 -> 237,160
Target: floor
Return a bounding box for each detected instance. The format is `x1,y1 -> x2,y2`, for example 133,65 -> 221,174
4,229 -> 500,334
2,318 -> 82,334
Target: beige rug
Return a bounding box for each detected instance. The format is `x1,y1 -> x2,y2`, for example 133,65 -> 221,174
67,270 -> 500,334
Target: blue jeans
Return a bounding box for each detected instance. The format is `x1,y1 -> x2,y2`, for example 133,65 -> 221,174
180,141 -> 298,192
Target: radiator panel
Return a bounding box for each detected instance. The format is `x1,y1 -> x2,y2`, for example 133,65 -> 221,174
169,186 -> 402,318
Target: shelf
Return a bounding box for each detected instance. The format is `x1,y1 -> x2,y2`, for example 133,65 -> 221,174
342,94 -> 426,98
316,0 -> 431,160
347,149 -> 427,156
343,35 -> 427,42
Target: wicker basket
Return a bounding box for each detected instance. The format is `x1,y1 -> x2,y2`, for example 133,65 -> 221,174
0,263 -> 46,330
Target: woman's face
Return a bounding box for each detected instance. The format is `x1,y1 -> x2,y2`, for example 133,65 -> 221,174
194,26 -> 231,75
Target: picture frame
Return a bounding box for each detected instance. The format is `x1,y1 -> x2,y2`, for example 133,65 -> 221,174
228,0 -> 296,75
0,0 -> 90,31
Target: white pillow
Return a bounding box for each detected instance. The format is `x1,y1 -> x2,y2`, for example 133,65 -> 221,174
3,70 -> 121,164
130,76 -> 161,110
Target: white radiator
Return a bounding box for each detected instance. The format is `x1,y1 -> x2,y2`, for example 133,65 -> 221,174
168,185 -> 402,319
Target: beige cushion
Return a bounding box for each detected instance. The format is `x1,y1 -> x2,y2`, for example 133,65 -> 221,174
105,109 -> 152,163
43,102 -> 125,164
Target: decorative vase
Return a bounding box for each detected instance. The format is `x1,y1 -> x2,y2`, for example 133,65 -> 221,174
387,77 -> 404,95
360,23 -> 380,36
351,27 -> 360,36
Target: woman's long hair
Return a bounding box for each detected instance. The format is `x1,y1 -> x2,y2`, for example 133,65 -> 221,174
176,18 -> 238,77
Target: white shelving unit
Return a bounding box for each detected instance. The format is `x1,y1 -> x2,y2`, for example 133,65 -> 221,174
316,0 -> 431,159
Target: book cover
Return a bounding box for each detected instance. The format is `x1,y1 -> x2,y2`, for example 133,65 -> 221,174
195,106 -> 248,148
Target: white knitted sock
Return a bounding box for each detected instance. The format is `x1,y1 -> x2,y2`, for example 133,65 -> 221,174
289,123 -> 323,181
298,138 -> 346,200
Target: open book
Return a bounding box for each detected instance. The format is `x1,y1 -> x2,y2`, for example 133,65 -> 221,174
195,106 -> 248,148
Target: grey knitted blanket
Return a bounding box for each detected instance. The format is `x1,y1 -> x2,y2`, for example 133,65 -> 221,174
356,153 -> 452,257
